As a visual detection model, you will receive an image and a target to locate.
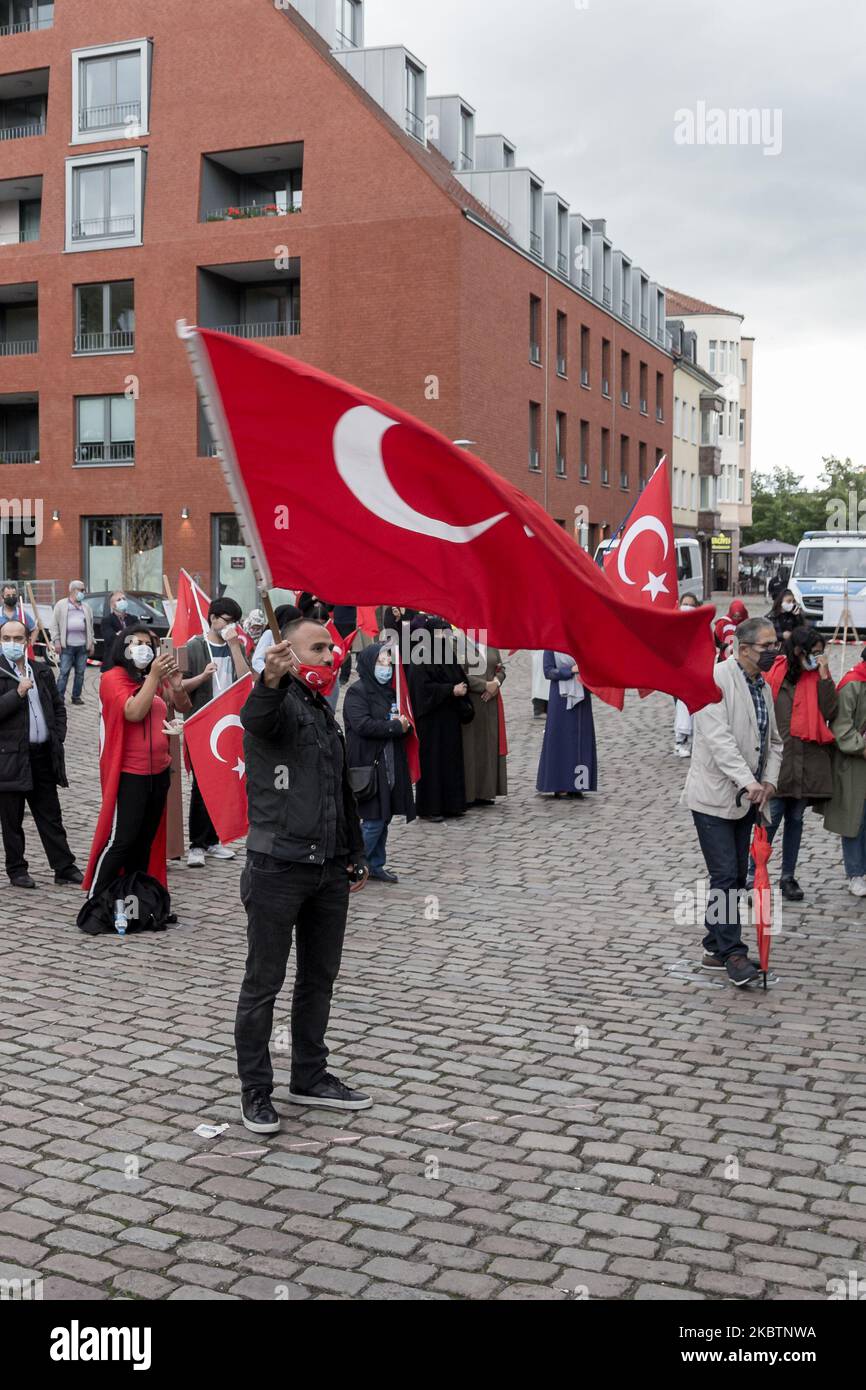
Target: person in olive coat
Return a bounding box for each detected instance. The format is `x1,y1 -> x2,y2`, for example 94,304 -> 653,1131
342,643 -> 416,882
0,616 -> 82,889
823,644 -> 866,896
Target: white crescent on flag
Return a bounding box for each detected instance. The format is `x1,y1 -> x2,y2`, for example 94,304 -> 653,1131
616,515 -> 670,586
209,713 -> 245,778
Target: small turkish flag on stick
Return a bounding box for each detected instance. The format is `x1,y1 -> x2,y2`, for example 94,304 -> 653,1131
183,674 -> 254,844
393,642 -> 421,784
171,568 -> 211,646
603,457 -> 678,609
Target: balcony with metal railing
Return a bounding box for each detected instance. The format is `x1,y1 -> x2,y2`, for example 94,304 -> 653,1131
0,116 -> 44,140
602,285 -> 612,306
581,269 -> 591,291
78,100 -> 141,133
641,314 -> 649,332
0,13 -> 52,36
74,441 -> 135,466
210,320 -> 301,340
622,300 -> 631,321
74,329 -> 135,355
204,201 -> 300,222
529,230 -> 542,259
0,337 -> 37,355
557,251 -> 568,276
0,447 -> 37,463
405,107 -> 424,141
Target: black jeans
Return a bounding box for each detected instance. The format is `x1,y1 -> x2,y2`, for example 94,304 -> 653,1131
90,768 -> 170,898
692,808 -> 755,959
235,852 -> 349,1095
0,744 -> 76,879
189,774 -> 218,849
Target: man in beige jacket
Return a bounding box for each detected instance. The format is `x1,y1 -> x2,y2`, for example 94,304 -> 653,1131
684,616 -> 783,986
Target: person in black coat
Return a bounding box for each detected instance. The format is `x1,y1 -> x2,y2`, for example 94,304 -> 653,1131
767,588 -> 809,644
100,590 -> 136,672
406,615 -> 470,822
0,615 -> 82,889
343,643 -> 416,882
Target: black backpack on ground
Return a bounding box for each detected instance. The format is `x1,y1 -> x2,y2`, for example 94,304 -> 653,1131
76,871 -> 173,936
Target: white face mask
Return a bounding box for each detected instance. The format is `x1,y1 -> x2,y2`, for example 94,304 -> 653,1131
781,601 -> 794,613
130,644 -> 155,669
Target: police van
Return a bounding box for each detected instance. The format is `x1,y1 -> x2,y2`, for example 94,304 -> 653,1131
593,536 -> 704,603
789,531 -> 866,628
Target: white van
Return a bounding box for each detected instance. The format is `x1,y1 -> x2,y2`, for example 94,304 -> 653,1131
593,536 -> 704,603
789,531 -> 866,629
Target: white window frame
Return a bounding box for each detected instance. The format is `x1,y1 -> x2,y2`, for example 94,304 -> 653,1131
740,357 -> 747,385
71,39 -> 151,146
708,339 -> 716,373
65,147 -> 146,253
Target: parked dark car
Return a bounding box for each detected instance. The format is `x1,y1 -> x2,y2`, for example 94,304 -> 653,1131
81,591 -> 171,662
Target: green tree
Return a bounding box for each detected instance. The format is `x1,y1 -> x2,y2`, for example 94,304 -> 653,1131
742,466 -> 826,547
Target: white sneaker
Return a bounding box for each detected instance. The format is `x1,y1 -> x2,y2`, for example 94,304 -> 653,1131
187,847 -> 206,868
206,844 -> 236,860
674,745 -> 691,758
848,876 -> 866,897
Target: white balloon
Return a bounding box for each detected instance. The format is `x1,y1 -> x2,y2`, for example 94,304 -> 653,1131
617,516 -> 670,587
333,405 -> 508,544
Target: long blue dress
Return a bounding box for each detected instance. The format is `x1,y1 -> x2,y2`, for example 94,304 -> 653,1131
536,652 -> 598,793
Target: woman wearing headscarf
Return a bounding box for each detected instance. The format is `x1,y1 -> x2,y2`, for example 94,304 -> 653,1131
343,643 -> 416,881
823,644 -> 866,897
83,625 -> 190,928
536,651 -> 597,799
407,615 -> 470,822
461,634 -> 507,806
754,625 -> 837,901
713,598 -> 749,662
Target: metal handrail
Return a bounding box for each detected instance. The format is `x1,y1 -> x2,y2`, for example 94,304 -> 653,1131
557,252 -> 568,275
0,17 -> 53,35
622,301 -> 631,320
529,231 -> 542,258
78,100 -> 141,132
0,118 -> 45,140
74,442 -> 135,465
0,448 -> 38,464
204,202 -> 297,221
581,269 -> 591,290
74,330 -> 135,354
0,337 -> 37,355
72,215 -> 135,240
602,286 -> 611,306
405,107 -> 424,141
18,225 -> 39,242
210,320 -> 300,339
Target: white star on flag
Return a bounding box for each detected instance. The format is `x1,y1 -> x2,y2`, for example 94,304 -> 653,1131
233,758 -> 246,780
643,571 -> 670,602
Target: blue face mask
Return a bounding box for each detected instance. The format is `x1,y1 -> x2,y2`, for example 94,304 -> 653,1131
375,664 -> 393,685
2,640 -> 25,662
116,599 -> 129,612
803,655 -> 819,671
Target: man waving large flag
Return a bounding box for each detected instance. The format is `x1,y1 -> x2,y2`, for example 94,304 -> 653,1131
179,326 -> 719,712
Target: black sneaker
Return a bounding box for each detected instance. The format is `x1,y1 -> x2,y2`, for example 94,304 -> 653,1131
240,1089 -> 280,1134
287,1072 -> 372,1111
701,952 -> 725,971
54,866 -> 84,885
370,869 -> 399,883
725,953 -> 761,987
71,697 -> 85,706
780,876 -> 804,902
10,872 -> 35,889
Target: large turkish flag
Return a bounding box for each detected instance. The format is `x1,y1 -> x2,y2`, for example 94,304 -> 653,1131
183,329 -> 719,712
183,675 -> 254,844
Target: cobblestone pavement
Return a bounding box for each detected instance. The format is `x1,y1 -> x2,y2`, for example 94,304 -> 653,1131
1,615 -> 865,1301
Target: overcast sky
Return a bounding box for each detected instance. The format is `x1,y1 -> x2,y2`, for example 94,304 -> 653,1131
366,0 -> 865,487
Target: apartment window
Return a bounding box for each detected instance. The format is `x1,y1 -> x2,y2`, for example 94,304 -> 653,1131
556,311 -> 567,375
580,421 -> 589,481
700,475 -> 713,510
691,474 -> 698,510
655,372 -> 664,420
556,205 -> 568,276
621,263 -> 632,321
739,408 -> 746,445
85,515 -> 162,592
602,338 -> 611,397
555,412 -> 567,476
75,394 -> 135,466
708,339 -> 717,373
620,351 -> 630,406
529,181 -> 543,259
529,295 -> 541,365
0,91 -> 47,139
529,402 -> 541,471
74,281 -> 135,354
737,469 -> 745,503
620,435 -> 629,490
458,106 -> 473,171
580,326 -> 590,386
639,362 -> 648,414
65,148 -> 145,252
601,427 -> 610,486
405,61 -> 424,141
691,405 -> 697,445
740,356 -> 747,385
336,0 -> 361,47
0,2 -> 52,36
72,40 -> 151,143
673,467 -> 679,506
639,441 -> 647,492
503,143 -> 515,168
674,397 -> 680,436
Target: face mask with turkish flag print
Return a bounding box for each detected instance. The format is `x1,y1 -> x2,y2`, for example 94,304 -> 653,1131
292,656 -> 337,696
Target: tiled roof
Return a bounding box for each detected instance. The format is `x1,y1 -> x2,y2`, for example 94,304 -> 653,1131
664,288 -> 743,319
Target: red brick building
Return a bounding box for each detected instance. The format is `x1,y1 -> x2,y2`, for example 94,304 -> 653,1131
0,0 -> 673,611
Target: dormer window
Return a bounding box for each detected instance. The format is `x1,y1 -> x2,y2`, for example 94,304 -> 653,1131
405,60 -> 423,141
336,0 -> 361,49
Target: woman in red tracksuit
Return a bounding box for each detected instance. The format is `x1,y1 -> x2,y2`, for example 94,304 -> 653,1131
713,599 -> 749,662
